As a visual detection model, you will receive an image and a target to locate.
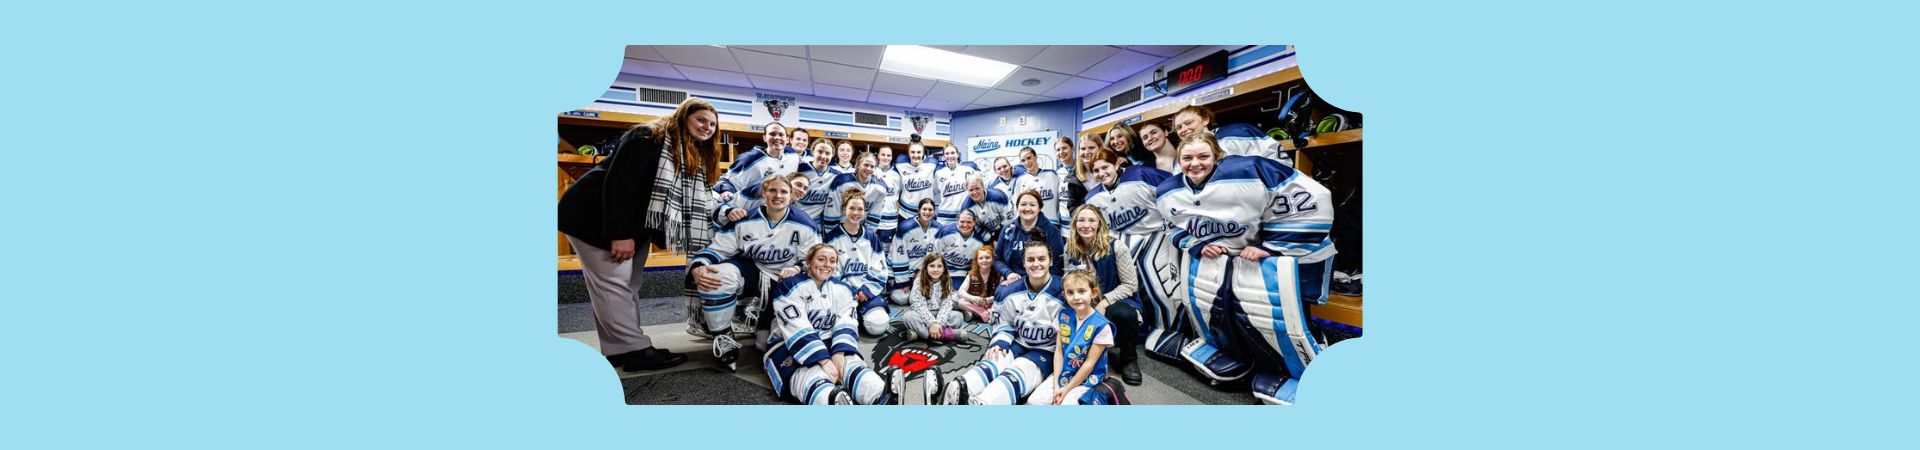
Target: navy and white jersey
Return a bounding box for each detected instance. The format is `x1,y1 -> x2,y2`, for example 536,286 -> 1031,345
1214,123 -> 1292,167
894,162 -> 940,217
771,147 -> 804,175
795,164 -> 838,230
872,166 -> 903,242
1155,155 -> 1335,263
1013,167 -> 1062,224
934,224 -> 989,286
959,189 -> 1009,241
710,147 -> 783,208
988,175 -> 1018,201
690,206 -> 824,278
830,163 -> 854,175
934,162 -> 980,224
874,165 -> 902,206
888,218 -> 943,286
990,275 -> 1065,352
823,173 -> 893,232
823,223 -> 887,300
1056,162 -> 1078,220
1085,165 -> 1173,238
768,275 -> 862,365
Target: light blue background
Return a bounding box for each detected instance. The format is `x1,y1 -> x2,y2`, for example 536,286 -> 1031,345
4,0 -> 1914,448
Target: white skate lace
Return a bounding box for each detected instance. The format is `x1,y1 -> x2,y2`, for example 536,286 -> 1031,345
712,334 -> 741,357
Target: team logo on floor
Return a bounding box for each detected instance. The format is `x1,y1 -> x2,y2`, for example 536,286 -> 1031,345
868,323 -> 991,381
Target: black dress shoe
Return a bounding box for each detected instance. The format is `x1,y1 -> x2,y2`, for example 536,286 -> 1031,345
624,347 -> 687,371
606,349 -> 649,370
1119,361 -> 1143,386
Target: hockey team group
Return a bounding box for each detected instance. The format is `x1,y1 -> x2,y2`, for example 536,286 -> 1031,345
562,99 -> 1337,406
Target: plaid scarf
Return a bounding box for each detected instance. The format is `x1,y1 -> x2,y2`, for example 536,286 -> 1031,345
643,134 -> 713,255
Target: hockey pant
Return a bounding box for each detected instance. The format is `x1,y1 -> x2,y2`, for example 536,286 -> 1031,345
1178,254 -> 1329,385
1127,230 -> 1197,362
902,309 -> 964,339
957,347 -> 1054,405
696,259 -> 770,337
1027,381 -> 1097,406
763,342 -> 890,405
858,292 -> 891,336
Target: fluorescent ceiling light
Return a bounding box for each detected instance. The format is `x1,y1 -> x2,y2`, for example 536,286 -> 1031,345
880,45 -> 1017,88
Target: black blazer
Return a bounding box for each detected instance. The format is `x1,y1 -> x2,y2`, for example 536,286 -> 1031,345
558,125 -> 665,251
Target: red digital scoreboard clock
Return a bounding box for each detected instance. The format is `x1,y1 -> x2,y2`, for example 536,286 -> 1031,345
1166,50 -> 1229,94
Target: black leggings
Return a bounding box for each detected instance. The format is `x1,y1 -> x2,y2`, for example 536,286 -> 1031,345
1104,301 -> 1141,365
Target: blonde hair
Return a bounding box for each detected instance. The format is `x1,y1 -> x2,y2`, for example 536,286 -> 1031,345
803,243 -> 838,273
1065,204 -> 1112,260
1180,130 -> 1227,160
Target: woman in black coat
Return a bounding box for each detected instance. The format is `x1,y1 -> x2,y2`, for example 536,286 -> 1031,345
559,98 -> 722,372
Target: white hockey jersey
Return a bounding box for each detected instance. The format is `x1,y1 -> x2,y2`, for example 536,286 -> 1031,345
689,206 -> 824,278
1154,155 -> 1334,263
872,166 -> 903,242
795,163 -> 837,231
768,274 -> 861,365
1013,167 -> 1062,224
711,146 -> 787,224
988,174 -> 1018,201
1084,165 -> 1173,238
990,275 -> 1065,352
1214,123 -> 1293,167
822,223 -> 887,300
934,161 -> 979,225
959,189 -> 1009,241
934,223 -> 989,287
894,161 -> 940,218
888,217 -> 943,287
823,172 -> 893,233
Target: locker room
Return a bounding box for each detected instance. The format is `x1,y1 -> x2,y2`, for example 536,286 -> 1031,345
557,45 -> 1362,405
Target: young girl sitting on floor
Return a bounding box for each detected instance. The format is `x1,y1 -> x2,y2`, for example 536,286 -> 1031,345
903,252 -> 964,342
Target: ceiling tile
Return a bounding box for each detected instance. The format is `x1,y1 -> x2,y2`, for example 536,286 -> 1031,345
867,91 -> 921,108
871,72 -> 936,96
914,98 -> 969,112
927,45 -> 968,53
1025,45 -> 1121,75
1042,77 -> 1110,99
995,66 -> 1070,95
624,46 -> 668,62
748,75 -> 812,95
673,65 -> 752,88
654,45 -> 741,71
735,45 -> 807,57
620,58 -> 684,80
732,49 -> 812,81
812,84 -> 870,102
810,61 -> 876,89
1125,45 -> 1196,57
971,89 -> 1035,108
924,82 -> 989,104
809,45 -> 885,68
1080,50 -> 1165,82
962,45 -> 1048,65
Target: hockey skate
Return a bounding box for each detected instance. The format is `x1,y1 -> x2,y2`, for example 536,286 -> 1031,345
1251,372 -> 1300,406
885,366 -> 907,405
921,367 -> 944,405
941,372 -> 970,406
712,334 -> 741,372
828,387 -> 855,405
1180,338 -> 1250,383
